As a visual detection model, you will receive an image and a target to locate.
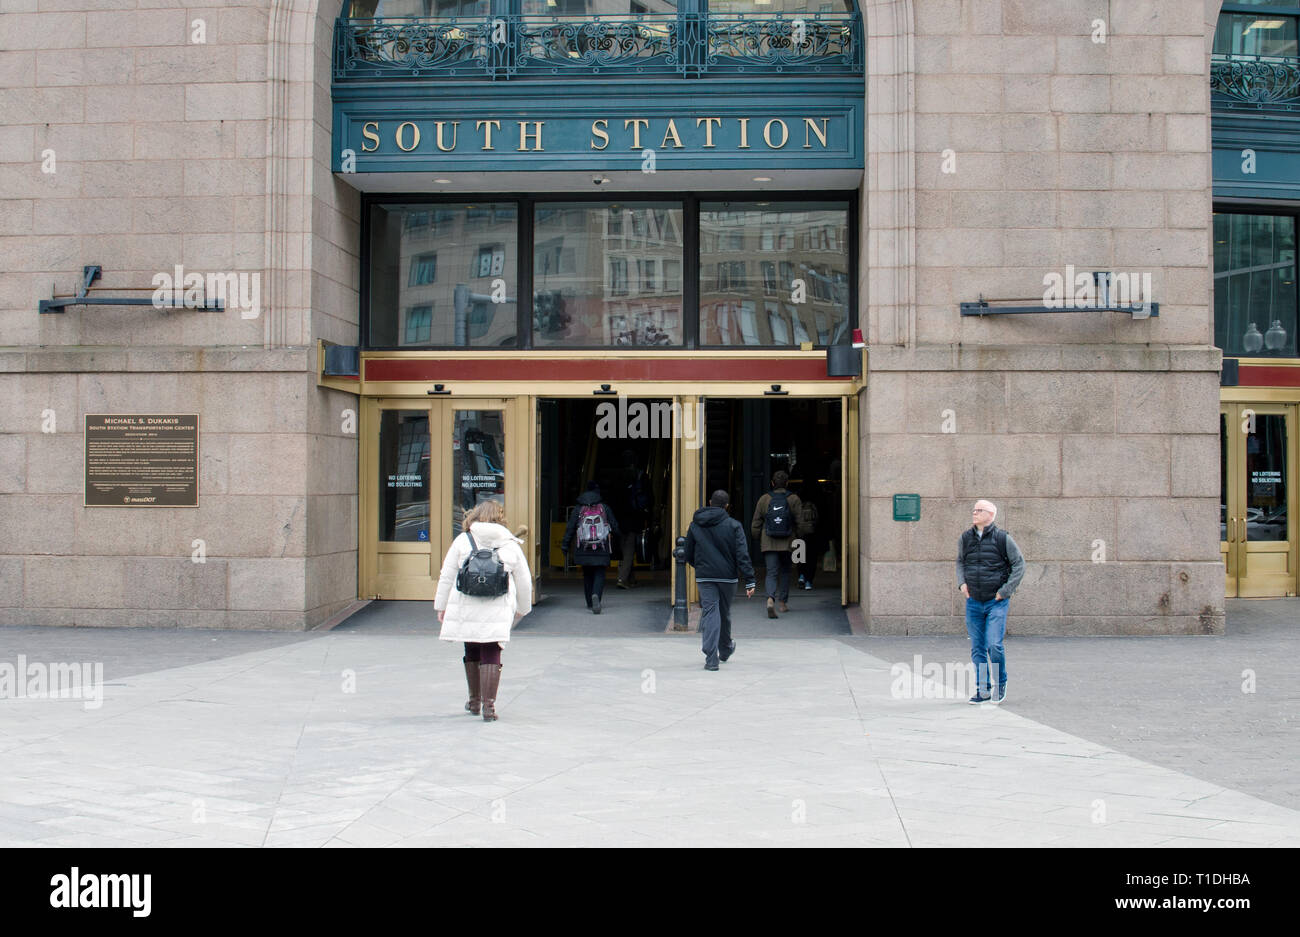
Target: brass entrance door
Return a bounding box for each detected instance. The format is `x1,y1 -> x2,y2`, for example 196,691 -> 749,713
362,397 -> 520,600
1221,403 -> 1298,598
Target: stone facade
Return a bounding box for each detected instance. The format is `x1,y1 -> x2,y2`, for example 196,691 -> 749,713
0,0 -> 359,629
0,0 -> 1226,633
860,0 -> 1224,634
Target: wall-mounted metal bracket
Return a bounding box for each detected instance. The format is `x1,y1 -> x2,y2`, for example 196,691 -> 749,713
960,297 -> 1158,318
39,265 -> 225,314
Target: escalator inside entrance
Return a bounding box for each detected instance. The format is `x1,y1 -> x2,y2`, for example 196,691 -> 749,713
703,398 -> 844,601
534,399 -> 674,631
531,396 -> 844,633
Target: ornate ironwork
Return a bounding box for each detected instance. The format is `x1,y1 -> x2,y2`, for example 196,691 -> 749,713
336,18 -> 504,78
516,16 -> 679,75
1211,52 -> 1300,112
334,13 -> 863,80
703,14 -> 861,74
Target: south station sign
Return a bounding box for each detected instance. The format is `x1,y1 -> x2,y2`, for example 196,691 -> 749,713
356,115 -> 839,154
331,85 -> 863,174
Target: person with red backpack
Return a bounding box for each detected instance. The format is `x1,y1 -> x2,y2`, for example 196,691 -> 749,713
561,481 -> 621,614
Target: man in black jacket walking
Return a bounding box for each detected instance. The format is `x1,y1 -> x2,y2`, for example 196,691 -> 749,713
685,490 -> 756,671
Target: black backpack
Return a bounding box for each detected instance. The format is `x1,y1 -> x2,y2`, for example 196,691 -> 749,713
455,531 -> 509,598
764,490 -> 793,538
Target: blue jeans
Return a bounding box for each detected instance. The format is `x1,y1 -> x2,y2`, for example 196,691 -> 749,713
763,551 -> 792,602
965,597 -> 1008,692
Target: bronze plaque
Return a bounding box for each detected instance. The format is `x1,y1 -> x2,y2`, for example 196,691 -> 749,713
84,414 -> 199,507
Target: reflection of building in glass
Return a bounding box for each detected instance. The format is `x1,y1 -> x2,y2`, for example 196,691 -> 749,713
380,411 -> 431,542
452,410 -> 507,536
533,203 -> 685,347
371,204 -> 519,348
700,205 -> 849,346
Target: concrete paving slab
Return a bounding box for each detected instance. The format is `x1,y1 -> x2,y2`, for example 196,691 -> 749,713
3,603 -> 1300,846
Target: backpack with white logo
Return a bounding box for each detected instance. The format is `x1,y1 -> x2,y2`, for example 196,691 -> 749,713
764,490 -> 793,538
456,531 -> 509,598
576,503 -> 611,551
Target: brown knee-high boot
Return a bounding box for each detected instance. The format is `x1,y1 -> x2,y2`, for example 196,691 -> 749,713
463,657 -> 481,715
479,663 -> 502,722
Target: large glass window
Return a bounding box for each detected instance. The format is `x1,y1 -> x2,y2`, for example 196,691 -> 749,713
364,194 -> 854,349
699,201 -> 849,347
379,409 -> 430,542
452,410 -> 506,538
1213,3 -> 1300,57
1214,212 -> 1298,357
1247,413 -> 1289,542
368,202 -> 518,348
532,201 -> 685,346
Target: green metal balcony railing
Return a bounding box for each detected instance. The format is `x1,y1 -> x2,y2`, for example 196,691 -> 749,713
1211,52 -> 1300,112
333,12 -> 864,80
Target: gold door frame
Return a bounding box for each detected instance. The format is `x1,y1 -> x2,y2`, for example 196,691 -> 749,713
358,386 -> 860,606
361,396 -> 524,601
677,393 -> 859,607
1221,401 -> 1299,598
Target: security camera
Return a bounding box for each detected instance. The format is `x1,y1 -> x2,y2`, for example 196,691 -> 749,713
592,175 -> 608,185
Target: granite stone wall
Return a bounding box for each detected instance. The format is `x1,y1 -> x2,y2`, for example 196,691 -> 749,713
0,0 -> 359,630
860,0 -> 1225,634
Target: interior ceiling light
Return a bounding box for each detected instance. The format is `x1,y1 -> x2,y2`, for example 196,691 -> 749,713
1245,19 -> 1287,31
753,176 -> 773,182
434,178 -> 452,184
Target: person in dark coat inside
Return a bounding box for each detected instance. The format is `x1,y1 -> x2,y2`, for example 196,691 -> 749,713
561,481 -> 620,614
684,490 -> 756,670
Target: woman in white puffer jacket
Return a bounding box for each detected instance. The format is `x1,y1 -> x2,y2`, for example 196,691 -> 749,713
435,500 -> 533,722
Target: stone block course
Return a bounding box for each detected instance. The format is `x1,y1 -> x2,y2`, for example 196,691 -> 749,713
1116,497 -> 1219,562
955,433 -> 1062,497
227,557 -> 307,612
122,557 -> 228,610
1061,435 -> 1171,497
869,562 -> 955,616
25,556 -> 125,608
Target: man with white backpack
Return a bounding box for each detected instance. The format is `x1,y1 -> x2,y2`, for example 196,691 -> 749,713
561,481 -> 621,614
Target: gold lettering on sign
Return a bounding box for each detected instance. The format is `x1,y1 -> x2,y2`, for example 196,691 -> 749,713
624,118 -> 649,150
763,119 -> 789,149
356,114 -> 838,156
660,118 -> 684,149
517,121 -> 545,151
803,117 -> 829,149
696,117 -> 721,148
476,119 -> 500,150
395,121 -> 420,152
435,120 -> 459,152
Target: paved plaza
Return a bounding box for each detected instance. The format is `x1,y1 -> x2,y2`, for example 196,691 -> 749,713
0,595 -> 1297,847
